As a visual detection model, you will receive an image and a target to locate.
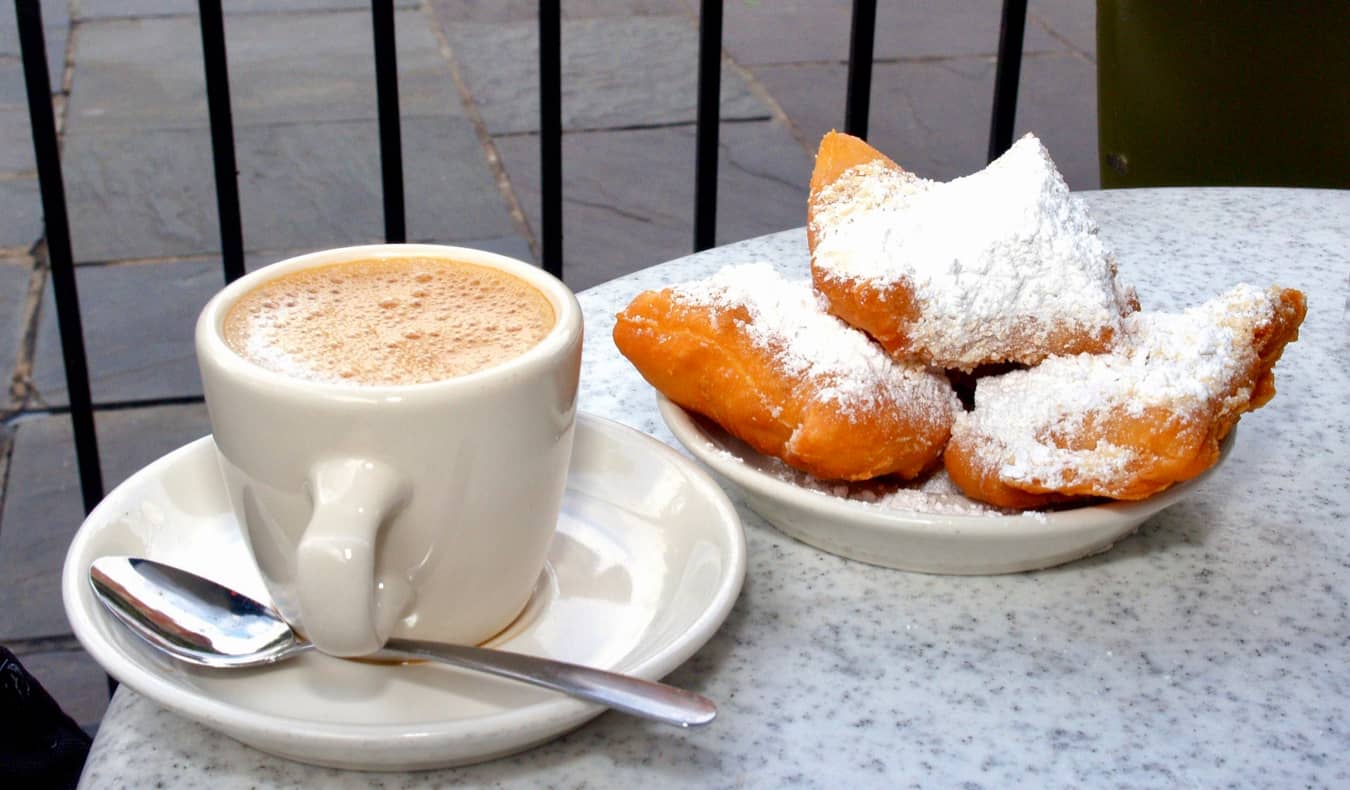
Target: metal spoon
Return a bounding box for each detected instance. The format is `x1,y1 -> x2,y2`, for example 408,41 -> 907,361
88,555 -> 715,728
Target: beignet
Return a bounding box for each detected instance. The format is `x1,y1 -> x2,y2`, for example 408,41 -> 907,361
613,263 -> 959,481
944,284 -> 1307,508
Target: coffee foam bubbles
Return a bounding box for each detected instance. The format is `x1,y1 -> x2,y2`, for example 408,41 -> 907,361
222,257 -> 555,386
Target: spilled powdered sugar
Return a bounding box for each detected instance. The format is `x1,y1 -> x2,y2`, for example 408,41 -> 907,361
956,284 -> 1282,487
811,133 -> 1136,368
669,261 -> 954,421
705,425 -> 1013,517
786,463 -> 1012,516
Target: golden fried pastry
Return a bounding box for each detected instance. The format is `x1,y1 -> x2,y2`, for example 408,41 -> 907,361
944,285 -> 1307,509
808,131 -> 1139,372
613,262 -> 959,481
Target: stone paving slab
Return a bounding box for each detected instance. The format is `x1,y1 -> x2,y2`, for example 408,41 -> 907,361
62,115 -> 516,262
1014,53 -> 1098,190
440,234 -> 535,264
711,123 -> 814,246
397,116 -> 521,244
495,119 -> 811,292
29,259 -> 222,408
0,108 -> 35,172
63,17 -> 209,133
1030,0 -> 1097,59
442,15 -> 768,135
61,126 -> 219,261
0,412 -> 85,642
0,60 -> 31,106
234,116 -> 519,253
0,176 -> 41,251
0,0 -> 70,88
0,417 -> 11,506
0,402 -> 212,642
8,644 -> 109,731
431,0 -> 686,24
1,257 -> 32,407
712,0 -> 1060,67
75,0 -> 418,18
754,53 -> 1099,190
67,10 -> 463,135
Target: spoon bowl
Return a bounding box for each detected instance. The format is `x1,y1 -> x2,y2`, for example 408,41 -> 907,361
91,556 -> 301,667
90,555 -> 716,728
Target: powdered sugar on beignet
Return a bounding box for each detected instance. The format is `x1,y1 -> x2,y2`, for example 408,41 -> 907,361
670,263 -> 953,421
810,133 -> 1138,371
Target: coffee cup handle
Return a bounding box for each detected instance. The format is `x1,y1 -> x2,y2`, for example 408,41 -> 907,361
295,458 -> 413,657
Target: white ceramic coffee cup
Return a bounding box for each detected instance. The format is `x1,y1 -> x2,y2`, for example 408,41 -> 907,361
195,244 -> 583,657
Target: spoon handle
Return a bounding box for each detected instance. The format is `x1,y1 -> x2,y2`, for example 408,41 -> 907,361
380,638 -> 716,728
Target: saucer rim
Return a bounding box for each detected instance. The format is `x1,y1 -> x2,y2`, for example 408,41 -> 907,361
63,413 -> 746,762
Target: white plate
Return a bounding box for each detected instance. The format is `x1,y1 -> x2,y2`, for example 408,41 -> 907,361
657,395 -> 1230,575
63,414 -> 745,771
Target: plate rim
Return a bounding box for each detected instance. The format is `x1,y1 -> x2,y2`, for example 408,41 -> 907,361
656,394 -> 1230,539
62,412 -> 746,762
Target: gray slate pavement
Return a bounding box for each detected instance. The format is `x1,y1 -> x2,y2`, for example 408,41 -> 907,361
29,258 -> 223,407
758,51 -> 1099,187
0,0 -> 1101,731
64,116 -> 519,261
1,257 -> 31,409
495,118 -> 812,292
443,14 -> 769,135
0,0 -> 68,86
0,403 -> 213,642
717,0 -> 1063,65
67,10 -> 465,132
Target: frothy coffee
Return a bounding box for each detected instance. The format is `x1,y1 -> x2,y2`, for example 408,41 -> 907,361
222,257 -> 555,385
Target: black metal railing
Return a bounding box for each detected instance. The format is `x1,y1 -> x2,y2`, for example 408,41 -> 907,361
200,0 -> 246,284
539,2 -> 562,277
15,1 -> 102,513
844,0 -> 878,140
371,0 -> 406,245
692,0 -> 723,253
16,0 -> 1027,516
989,0 -> 1029,162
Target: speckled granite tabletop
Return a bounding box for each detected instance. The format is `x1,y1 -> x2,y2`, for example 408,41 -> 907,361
80,188 -> 1348,788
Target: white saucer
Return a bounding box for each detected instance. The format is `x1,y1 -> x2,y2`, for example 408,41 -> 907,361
63,414 -> 745,771
657,395 -> 1231,575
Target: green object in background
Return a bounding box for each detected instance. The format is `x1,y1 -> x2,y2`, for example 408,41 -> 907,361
1097,1 -> 1350,189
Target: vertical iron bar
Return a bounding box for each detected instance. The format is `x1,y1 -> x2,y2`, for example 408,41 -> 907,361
844,0 -> 877,139
988,0 -> 1028,162
198,0 -> 245,283
692,0 -> 722,252
372,0 -> 405,243
539,2 -> 562,278
16,1 -> 104,513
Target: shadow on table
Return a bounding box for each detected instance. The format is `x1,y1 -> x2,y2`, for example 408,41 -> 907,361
1053,498 -> 1222,574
